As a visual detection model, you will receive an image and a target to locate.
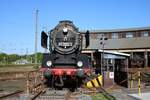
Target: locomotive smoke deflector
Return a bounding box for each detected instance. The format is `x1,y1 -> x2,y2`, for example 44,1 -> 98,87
41,31 -> 48,48
85,30 -> 90,48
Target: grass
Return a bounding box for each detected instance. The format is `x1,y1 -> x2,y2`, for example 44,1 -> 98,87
92,93 -> 116,100
0,64 -> 39,73
92,93 -> 109,100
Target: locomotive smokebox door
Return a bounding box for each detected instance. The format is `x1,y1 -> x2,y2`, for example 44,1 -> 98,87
41,31 -> 48,48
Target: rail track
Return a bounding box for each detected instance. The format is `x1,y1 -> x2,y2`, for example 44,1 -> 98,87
0,70 -> 115,100
30,88 -> 92,100
28,86 -> 115,100
0,90 -> 23,99
0,83 -> 115,100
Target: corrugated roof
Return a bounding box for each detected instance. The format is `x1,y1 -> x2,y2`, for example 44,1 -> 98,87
80,26 -> 150,33
83,37 -> 150,50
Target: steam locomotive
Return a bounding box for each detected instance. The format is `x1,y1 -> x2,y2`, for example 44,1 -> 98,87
40,20 -> 92,89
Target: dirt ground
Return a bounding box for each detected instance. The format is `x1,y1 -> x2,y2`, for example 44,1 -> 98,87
0,79 -> 26,92
0,65 -> 40,93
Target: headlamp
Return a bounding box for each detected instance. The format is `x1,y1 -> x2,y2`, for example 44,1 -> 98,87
46,61 -> 52,67
77,61 -> 83,67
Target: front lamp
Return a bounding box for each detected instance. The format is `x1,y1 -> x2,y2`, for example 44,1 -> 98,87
46,61 -> 52,67
77,61 -> 83,68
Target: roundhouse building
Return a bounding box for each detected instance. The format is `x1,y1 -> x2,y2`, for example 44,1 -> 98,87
81,27 -> 150,87
81,26 -> 150,68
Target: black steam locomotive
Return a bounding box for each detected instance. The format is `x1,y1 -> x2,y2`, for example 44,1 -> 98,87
40,20 -> 92,89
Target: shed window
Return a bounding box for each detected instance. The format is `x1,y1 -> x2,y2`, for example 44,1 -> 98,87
111,33 -> 118,39
141,31 -> 149,37
126,32 -> 133,38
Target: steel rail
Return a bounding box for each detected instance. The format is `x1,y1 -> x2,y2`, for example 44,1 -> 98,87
31,90 -> 45,100
0,90 -> 23,99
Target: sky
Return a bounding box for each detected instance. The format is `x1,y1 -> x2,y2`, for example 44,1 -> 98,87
0,0 -> 150,55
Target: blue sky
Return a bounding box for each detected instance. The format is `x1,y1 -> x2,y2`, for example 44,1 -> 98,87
0,0 -> 150,54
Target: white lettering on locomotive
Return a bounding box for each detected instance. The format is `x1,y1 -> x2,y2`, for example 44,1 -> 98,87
58,42 -> 73,47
